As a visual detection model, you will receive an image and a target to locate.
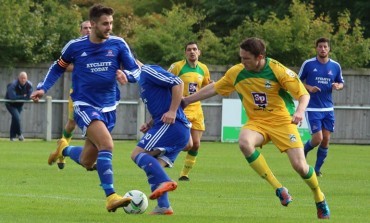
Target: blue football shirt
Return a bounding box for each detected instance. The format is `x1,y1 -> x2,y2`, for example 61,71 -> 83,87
137,65 -> 190,126
298,57 -> 344,111
37,35 -> 140,111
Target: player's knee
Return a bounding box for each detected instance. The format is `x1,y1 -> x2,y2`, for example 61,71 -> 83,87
80,158 -> 95,169
311,134 -> 323,146
292,161 -> 307,176
239,142 -> 254,157
321,137 -> 330,147
130,150 -> 139,161
95,141 -> 114,151
131,147 -> 146,161
192,141 -> 200,150
182,138 -> 193,151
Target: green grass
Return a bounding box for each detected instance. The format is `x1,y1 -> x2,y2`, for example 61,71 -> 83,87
0,139 -> 369,223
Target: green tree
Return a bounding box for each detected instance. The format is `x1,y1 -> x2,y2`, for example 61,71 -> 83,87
302,0 -> 370,38
197,0 -> 291,38
129,4 -> 225,67
0,0 -> 82,66
224,0 -> 369,68
331,11 -> 370,68
0,1 -> 42,65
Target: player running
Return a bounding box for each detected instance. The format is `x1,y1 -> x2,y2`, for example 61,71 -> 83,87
31,4 -> 140,212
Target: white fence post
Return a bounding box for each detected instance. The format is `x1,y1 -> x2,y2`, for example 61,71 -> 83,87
45,96 -> 52,141
136,100 -> 145,141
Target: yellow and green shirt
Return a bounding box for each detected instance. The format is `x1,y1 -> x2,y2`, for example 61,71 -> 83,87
214,58 -> 308,125
168,59 -> 211,112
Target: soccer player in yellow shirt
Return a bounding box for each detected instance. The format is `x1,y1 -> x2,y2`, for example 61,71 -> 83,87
181,37 -> 330,219
168,42 -> 211,181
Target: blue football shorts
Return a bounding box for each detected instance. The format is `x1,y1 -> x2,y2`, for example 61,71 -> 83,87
73,105 -> 116,136
305,111 -> 335,134
137,121 -> 190,167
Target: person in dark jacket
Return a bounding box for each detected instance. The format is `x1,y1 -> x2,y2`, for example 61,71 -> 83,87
5,71 -> 33,141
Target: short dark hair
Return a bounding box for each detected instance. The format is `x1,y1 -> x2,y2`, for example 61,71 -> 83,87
184,41 -> 198,51
240,37 -> 266,57
316,37 -> 330,47
89,4 -> 114,22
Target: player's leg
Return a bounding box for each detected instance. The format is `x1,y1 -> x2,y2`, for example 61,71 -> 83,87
304,112 -> 323,157
75,106 -> 129,211
131,148 -> 175,199
286,148 -> 330,219
132,122 -> 189,215
132,124 -> 178,199
131,147 -> 176,215
57,96 -> 76,169
305,130 -> 323,156
57,119 -> 77,169
179,129 -> 203,181
240,127 -> 290,206
86,119 -> 131,212
314,129 -> 330,176
63,97 -> 76,143
63,119 -> 76,143
315,112 -> 334,176
48,130 -> 92,168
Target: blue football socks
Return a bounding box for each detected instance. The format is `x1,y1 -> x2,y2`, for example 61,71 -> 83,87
62,146 -> 83,164
304,140 -> 315,157
134,153 -> 171,186
134,153 -> 171,207
315,146 -> 328,173
97,150 -> 115,196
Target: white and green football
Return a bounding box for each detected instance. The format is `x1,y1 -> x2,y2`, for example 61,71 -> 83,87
123,190 -> 148,214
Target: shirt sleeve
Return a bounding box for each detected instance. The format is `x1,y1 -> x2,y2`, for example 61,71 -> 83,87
167,62 -> 181,76
278,66 -> 309,100
202,64 -> 211,87
143,65 -> 183,87
298,61 -> 308,81
36,59 -> 66,92
37,41 -> 72,92
214,67 -> 237,96
119,40 -> 141,81
6,82 -> 19,100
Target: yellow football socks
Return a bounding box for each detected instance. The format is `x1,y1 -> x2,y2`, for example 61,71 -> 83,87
302,166 -> 325,202
247,150 -> 283,189
62,129 -> 73,144
180,151 -> 197,177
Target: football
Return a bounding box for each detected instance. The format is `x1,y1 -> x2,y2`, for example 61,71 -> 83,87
123,190 -> 148,214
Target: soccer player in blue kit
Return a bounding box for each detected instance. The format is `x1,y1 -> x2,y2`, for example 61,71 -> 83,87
30,4 -> 140,212
120,60 -> 191,215
298,37 -> 344,177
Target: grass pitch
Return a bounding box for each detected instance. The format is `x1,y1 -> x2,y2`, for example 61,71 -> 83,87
0,139 -> 369,223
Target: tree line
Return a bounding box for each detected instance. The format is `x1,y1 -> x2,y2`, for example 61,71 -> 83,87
1,0 -> 369,68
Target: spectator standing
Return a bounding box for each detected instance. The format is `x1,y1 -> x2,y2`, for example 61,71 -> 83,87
5,71 -> 33,141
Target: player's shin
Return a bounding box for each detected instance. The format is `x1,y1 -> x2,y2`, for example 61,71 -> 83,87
302,166 -> 325,202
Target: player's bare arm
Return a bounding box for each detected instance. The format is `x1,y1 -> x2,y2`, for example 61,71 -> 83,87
182,82 -> 217,108
161,82 -> 183,124
291,94 -> 310,125
140,119 -> 153,133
